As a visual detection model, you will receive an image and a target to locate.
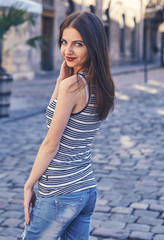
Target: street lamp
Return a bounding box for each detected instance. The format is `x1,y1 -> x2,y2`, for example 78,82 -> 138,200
143,18 -> 148,84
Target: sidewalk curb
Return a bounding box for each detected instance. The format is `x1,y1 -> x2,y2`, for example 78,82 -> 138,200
0,108 -> 46,124
111,65 -> 161,76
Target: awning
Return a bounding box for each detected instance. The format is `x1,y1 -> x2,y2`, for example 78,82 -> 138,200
0,0 -> 42,14
159,22 -> 164,32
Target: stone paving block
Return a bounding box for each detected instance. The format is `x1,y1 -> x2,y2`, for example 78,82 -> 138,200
140,179 -> 158,187
19,222 -> 25,229
137,216 -> 163,226
0,191 -> 17,200
100,220 -> 125,229
114,199 -> 134,208
159,196 -> 164,201
103,165 -> 117,171
0,210 -> 4,215
154,234 -> 164,240
132,169 -> 149,176
129,231 -> 154,240
134,210 -> 160,218
141,199 -> 161,205
0,172 -> 8,179
0,237 -> 17,240
5,203 -> 24,211
0,210 -> 23,218
98,185 -> 113,191
96,199 -> 108,206
90,236 -> 115,240
90,219 -> 101,229
111,206 -> 133,214
0,218 -> 5,225
92,212 -> 110,221
110,213 -> 138,223
151,225 -> 164,234
0,201 -> 8,209
149,171 -> 164,177
159,187 -> 164,193
126,223 -> 151,232
11,199 -> 24,205
92,227 -> 130,240
0,227 -> 23,238
102,193 -> 122,202
149,204 -> 164,212
130,202 -> 149,210
95,205 -> 111,213
2,218 -> 23,228
89,236 -> 98,240
135,185 -> 158,194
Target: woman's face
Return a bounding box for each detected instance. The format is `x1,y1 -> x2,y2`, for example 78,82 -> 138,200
61,27 -> 89,73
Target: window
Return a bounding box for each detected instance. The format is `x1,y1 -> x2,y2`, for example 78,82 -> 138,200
131,18 -> 136,57
42,0 -> 54,6
119,14 -> 125,54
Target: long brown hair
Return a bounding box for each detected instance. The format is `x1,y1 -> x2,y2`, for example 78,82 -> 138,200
58,11 -> 115,121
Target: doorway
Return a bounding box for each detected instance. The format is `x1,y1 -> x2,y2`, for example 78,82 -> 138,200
41,14 -> 54,71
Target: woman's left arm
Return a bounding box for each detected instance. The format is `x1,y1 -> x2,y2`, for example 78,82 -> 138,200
24,76 -> 78,224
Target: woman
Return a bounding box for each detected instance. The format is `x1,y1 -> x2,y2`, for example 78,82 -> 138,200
22,11 -> 115,240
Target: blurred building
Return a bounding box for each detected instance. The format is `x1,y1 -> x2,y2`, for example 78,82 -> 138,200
1,0 -> 164,80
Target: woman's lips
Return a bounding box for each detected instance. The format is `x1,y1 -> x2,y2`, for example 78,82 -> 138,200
66,57 -> 77,62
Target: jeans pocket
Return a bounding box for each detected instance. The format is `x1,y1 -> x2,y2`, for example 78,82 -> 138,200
29,198 -> 40,225
55,196 -> 83,223
81,189 -> 97,216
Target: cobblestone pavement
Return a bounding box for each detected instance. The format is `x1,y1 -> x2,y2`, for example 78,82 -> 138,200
0,67 -> 164,240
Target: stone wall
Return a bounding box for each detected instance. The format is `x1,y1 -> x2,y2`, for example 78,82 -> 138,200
2,0 -> 42,81
53,0 -> 66,71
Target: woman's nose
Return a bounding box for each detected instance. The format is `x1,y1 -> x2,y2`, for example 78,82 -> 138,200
65,45 -> 73,55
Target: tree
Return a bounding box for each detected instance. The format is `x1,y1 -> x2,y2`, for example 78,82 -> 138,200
0,6 -> 36,73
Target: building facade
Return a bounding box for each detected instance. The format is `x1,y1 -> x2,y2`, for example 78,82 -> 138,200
1,0 -> 164,80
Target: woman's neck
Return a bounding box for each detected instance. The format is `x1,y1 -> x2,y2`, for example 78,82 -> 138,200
73,67 -> 88,75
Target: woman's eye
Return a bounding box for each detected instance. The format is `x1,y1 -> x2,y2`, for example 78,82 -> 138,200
61,40 -> 67,45
75,42 -> 83,47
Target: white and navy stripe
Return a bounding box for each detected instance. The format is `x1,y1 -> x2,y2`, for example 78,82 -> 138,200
38,76 -> 101,197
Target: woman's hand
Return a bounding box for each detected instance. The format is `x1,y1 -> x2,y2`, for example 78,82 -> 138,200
24,187 -> 36,225
58,61 -> 72,80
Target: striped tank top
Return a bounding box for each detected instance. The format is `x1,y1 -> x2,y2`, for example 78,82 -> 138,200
38,74 -> 101,197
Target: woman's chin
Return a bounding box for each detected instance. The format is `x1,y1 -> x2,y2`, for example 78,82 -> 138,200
66,61 -> 75,67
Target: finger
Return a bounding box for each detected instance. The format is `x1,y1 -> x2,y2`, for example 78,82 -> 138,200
62,60 -> 66,66
24,206 -> 30,225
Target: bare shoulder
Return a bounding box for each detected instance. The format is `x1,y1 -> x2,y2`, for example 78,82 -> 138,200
59,75 -> 80,93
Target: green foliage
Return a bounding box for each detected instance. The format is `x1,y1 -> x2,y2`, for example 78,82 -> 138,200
0,6 -> 35,40
26,35 -> 50,50
0,6 -> 50,69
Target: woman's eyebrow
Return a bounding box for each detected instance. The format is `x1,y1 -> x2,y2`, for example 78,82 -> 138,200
73,40 -> 84,43
61,38 -> 84,43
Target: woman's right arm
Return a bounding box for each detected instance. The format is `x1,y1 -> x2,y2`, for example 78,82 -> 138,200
49,61 -> 72,103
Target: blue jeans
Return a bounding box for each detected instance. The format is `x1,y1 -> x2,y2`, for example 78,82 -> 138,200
22,187 -> 97,240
